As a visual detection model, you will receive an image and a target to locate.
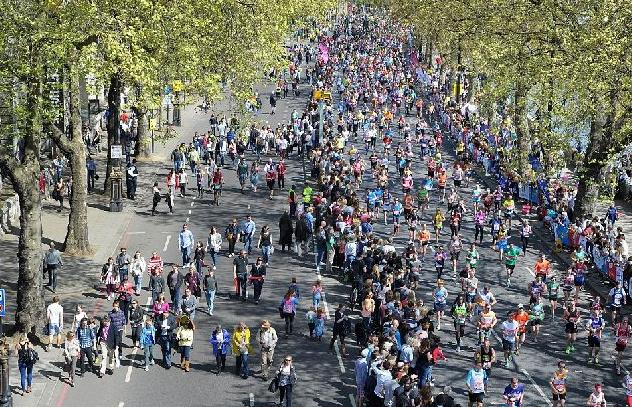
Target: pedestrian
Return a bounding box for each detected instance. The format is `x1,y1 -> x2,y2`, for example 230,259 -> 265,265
257,320 -> 278,381
101,257 -> 118,300
116,278 -> 133,326
108,301 -> 126,362
203,267 -> 218,315
278,211 -> 294,252
130,250 -> 146,296
129,299 -> 145,348
115,247 -> 131,283
140,317 -> 156,371
46,296 -> 64,351
63,332 -> 80,387
313,308 -> 326,341
86,155 -> 97,192
155,312 -> 176,369
175,316 -> 195,372
258,225 -> 274,265
44,242 -> 63,293
126,159 -> 139,199
181,288 -> 198,320
250,257 -> 266,304
329,303 -> 349,357
276,355 -> 298,407
178,223 -> 195,267
279,289 -> 299,338
16,334 -> 37,395
207,324 -> 230,375
232,322 -> 253,379
193,241 -> 206,273
206,227 -> 222,269
225,218 -> 239,257
149,269 -> 165,304
97,318 -> 117,376
312,280 -> 324,308
75,317 -> 97,377
167,265 -> 183,311
233,250 -> 249,300
241,215 -> 256,254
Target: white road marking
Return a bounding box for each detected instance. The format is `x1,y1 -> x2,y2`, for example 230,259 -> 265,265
523,266 -> 535,277
190,202 -> 194,207
521,369 -> 553,406
333,339 -> 346,373
349,394 -> 357,407
249,393 -> 255,406
188,209 -> 191,214
126,232 -> 146,235
163,235 -> 171,252
125,297 -> 152,383
118,403 -> 125,407
186,217 -> 190,222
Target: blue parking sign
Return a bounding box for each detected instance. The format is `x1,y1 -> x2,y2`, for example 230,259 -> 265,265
0,289 -> 5,317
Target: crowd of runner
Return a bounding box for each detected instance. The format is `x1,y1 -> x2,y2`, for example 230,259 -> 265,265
16,6 -> 632,407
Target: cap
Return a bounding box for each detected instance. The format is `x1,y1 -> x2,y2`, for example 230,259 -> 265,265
517,304 -> 524,309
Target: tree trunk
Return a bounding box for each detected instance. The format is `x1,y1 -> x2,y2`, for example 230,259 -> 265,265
64,67 -> 91,255
135,109 -> 150,158
13,171 -> 45,334
514,81 -> 531,175
103,74 -> 121,195
574,114 -> 611,220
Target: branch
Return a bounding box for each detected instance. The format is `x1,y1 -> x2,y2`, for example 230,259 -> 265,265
72,34 -> 99,51
47,124 -> 73,155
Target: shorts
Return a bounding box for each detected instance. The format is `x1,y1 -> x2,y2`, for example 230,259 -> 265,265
587,335 -> 600,348
564,322 -> 577,334
421,240 -> 429,246
574,275 -> 585,286
267,180 -> 275,190
180,345 -> 191,359
48,323 -> 61,335
506,263 -> 516,271
468,392 -> 485,403
466,293 -> 477,304
552,393 -> 566,401
531,319 -> 541,326
502,339 -> 515,352
434,302 -> 446,312
454,179 -> 462,187
451,252 -> 460,261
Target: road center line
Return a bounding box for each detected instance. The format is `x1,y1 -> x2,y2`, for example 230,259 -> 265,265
333,339 -> 346,374
186,217 -> 190,222
163,235 -> 171,252
118,402 -> 125,407
190,202 -> 194,207
349,394 -> 357,407
523,266 -> 535,277
125,296 -> 152,383
126,231 -> 146,235
188,209 -> 191,215
521,369 -> 553,406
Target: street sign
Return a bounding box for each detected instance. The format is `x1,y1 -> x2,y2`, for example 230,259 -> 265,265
110,144 -> 123,159
0,288 -> 5,317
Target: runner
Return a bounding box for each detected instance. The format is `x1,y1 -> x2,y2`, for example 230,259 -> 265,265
614,315 -> 631,375
546,274 -> 561,319
504,243 -> 520,287
550,361 -> 569,407
586,308 -> 606,365
433,280 -> 448,331
451,294 -> 468,352
477,303 -> 498,345
501,311 -> 519,367
502,377 -> 525,407
513,304 -> 529,355
563,301 -> 581,354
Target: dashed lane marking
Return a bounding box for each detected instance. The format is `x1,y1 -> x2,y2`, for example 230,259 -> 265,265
521,369 -> 553,406
333,339 -> 346,374
163,235 -> 171,252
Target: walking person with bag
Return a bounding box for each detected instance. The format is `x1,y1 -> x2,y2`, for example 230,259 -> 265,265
276,355 -> 298,407
16,335 -> 38,395
257,320 -> 278,381
210,324 -> 231,374
232,322 -> 253,379
44,243 -> 63,293
63,332 -> 80,386
206,227 -> 223,269
279,290 -> 299,338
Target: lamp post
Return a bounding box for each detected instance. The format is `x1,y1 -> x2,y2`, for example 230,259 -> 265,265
0,337 -> 12,407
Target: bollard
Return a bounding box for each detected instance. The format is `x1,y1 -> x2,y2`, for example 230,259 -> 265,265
0,338 -> 12,407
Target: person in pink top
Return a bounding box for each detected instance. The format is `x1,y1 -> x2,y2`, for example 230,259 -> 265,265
152,293 -> 170,316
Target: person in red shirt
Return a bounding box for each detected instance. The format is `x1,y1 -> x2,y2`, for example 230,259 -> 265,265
265,163 -> 277,199
277,159 -> 287,189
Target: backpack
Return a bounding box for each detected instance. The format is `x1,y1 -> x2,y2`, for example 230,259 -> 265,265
282,299 -> 294,314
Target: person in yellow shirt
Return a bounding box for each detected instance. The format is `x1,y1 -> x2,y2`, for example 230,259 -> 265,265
232,322 -> 253,379
175,316 -> 195,372
433,209 -> 445,243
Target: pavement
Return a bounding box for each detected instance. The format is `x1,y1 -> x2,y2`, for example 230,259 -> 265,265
2,35 -> 631,407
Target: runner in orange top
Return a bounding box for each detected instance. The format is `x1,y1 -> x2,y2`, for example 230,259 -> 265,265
417,225 -> 431,259
437,172 -> 447,203
534,254 -> 551,282
513,304 -> 530,355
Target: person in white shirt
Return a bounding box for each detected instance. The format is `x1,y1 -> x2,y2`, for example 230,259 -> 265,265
130,250 -> 147,295
373,361 -> 393,401
586,383 -> 607,406
46,296 -> 64,351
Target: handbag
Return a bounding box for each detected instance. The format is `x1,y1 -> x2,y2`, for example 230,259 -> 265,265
268,377 -> 279,393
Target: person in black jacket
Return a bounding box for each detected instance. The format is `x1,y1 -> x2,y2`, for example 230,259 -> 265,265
155,312 -> 177,369
129,300 -> 145,348
294,216 -> 308,256
278,212 -> 294,252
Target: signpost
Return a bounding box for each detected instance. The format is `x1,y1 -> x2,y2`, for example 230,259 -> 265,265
0,289 -> 5,339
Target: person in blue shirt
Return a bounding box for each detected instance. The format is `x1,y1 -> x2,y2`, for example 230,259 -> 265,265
178,224 -> 195,267
502,377 -> 525,407
240,215 -> 256,254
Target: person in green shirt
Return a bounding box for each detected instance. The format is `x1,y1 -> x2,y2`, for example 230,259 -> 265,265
546,275 -> 561,319
503,243 -> 521,287
416,186 -> 429,216
237,158 -> 249,193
